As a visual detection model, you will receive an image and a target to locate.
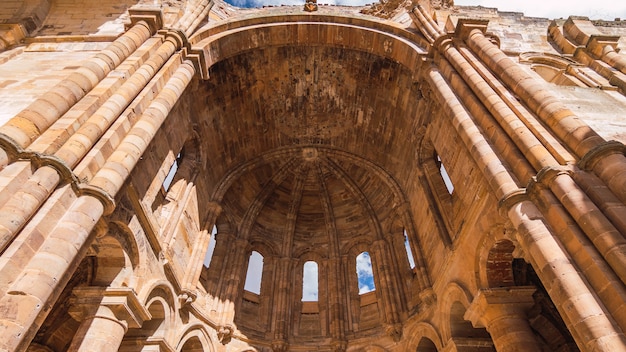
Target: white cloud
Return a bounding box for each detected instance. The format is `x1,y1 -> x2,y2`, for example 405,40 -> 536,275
454,0 -> 626,20
356,252 -> 375,294
302,261 -> 319,301
244,251 -> 264,294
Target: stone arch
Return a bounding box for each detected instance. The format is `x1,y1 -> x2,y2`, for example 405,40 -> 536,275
438,282 -> 474,341
176,325 -> 214,352
519,52 -> 591,87
416,136 -> 454,246
190,15 -> 425,80
415,337 -> 438,351
439,283 -> 493,348
89,221 -> 139,287
474,224 -> 516,289
129,281 -> 179,344
405,322 -> 443,351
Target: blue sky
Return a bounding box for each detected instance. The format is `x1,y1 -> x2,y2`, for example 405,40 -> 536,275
223,0 -> 626,20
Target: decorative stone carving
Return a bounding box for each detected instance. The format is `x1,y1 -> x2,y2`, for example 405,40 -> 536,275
304,0 -> 318,12
217,324 -> 235,344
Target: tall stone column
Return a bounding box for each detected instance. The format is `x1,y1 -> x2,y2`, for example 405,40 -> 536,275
216,236 -> 248,328
371,239 -> 402,341
68,287 -> 150,352
0,14 -> 157,150
465,287 -> 542,352
272,257 -> 291,349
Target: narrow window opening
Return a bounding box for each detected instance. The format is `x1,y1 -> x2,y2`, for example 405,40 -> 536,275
163,151 -> 184,192
302,261 -> 319,302
403,229 -> 416,269
244,251 -> 263,294
203,225 -> 218,268
356,251 -> 375,294
436,154 -> 454,194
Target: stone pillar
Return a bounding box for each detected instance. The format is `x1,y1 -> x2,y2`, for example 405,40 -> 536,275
0,18 -> 156,149
68,287 -> 150,352
466,28 -> 626,205
328,257 -> 345,344
215,236 -> 248,326
181,203 -> 222,297
465,287 -> 542,352
371,239 -> 402,341
0,195 -> 106,352
508,200 -> 626,351
426,64 -> 626,351
272,257 -> 291,346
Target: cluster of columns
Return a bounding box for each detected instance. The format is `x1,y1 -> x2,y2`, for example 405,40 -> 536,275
0,3 -> 216,350
412,8 -> 626,351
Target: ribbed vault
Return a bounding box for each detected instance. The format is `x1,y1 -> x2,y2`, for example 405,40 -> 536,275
217,146 -> 404,255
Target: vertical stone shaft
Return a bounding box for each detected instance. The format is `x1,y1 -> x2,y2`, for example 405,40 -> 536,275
0,166 -> 59,253
67,306 -> 127,352
426,67 -> 520,198
54,37 -> 179,168
465,288 -> 543,352
0,29 -> 176,255
0,196 -> 105,352
182,203 -> 222,292
426,66 -> 626,351
440,34 -> 626,286
0,47 -> 188,261
548,171 -> 626,285
372,240 -> 400,325
88,59 -> 195,197
273,257 -> 291,341
217,236 -> 247,325
466,29 -> 626,205
0,22 -> 153,150
434,56 -> 533,184
530,182 -> 626,331
442,42 -> 562,170
509,201 -> 626,351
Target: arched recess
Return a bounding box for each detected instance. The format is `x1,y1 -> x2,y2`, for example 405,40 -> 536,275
212,146 -> 433,294
122,282 -> 177,349
292,251 -> 328,338
404,322 -> 443,352
235,241 -> 276,334
439,282 -> 492,347
519,52 -> 598,87
343,241 -> 381,332
152,137 -> 203,222
190,15 -> 425,79
176,325 -> 214,352
89,221 -> 139,287
417,137 -> 454,246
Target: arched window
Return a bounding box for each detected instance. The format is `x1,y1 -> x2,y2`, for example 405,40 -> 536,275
356,252 -> 375,294
203,225 -> 218,268
162,150 -> 184,192
436,154 -> 454,194
302,261 -> 319,301
244,251 -> 264,294
404,229 -> 416,269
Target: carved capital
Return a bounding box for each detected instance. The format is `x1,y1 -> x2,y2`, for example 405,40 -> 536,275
384,322 -> 403,342
69,287 -> 151,330
271,340 -> 289,352
578,140 -> 626,170
465,286 -> 536,329
217,324 -> 234,344
454,18 -> 489,40
127,7 -> 164,34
